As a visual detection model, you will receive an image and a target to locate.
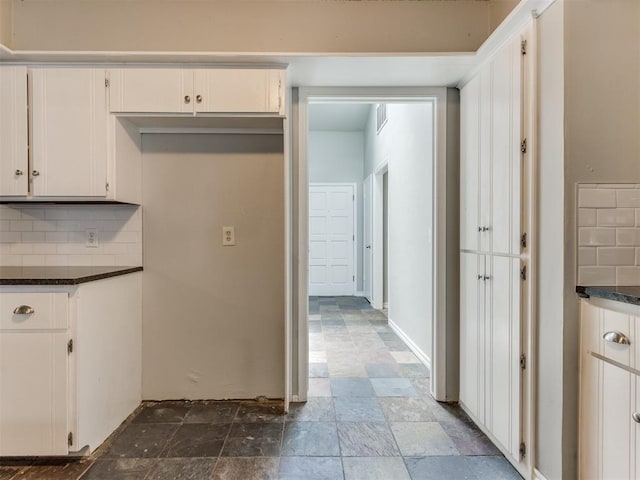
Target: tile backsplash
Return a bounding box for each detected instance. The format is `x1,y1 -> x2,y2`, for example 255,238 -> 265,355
578,184 -> 640,285
0,205 -> 142,267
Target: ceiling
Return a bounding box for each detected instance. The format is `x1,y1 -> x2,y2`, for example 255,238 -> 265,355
309,103 -> 372,132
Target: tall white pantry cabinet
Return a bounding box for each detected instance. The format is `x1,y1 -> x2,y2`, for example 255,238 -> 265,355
459,23 -> 532,473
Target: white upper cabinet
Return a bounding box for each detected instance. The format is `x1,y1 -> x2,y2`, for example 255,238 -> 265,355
31,68 -> 108,197
0,67 -> 29,196
109,69 -> 194,114
108,68 -> 285,115
460,34 -> 523,256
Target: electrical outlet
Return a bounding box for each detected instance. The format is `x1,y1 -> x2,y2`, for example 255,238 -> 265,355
222,226 -> 235,246
85,228 -> 99,248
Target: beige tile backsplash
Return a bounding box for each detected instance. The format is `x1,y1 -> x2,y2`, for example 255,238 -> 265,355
578,184 -> 640,285
0,205 -> 142,267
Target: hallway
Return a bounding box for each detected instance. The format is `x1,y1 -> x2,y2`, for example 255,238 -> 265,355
0,297 -> 521,480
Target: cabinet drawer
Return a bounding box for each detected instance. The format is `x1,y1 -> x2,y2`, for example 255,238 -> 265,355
0,293 -> 68,330
600,308 -> 634,366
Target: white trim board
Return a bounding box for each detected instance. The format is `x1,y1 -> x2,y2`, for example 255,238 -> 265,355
388,317 -> 431,372
532,470 -> 548,480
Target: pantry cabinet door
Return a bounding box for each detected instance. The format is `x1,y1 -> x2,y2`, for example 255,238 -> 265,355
459,76 -> 480,252
109,69 -> 194,114
0,331 -> 68,455
460,252 -> 485,423
195,69 -> 283,114
0,67 -> 28,196
31,68 -> 108,197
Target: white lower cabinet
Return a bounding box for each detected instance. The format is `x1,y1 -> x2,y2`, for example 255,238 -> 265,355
0,273 -> 141,456
579,299 -> 640,480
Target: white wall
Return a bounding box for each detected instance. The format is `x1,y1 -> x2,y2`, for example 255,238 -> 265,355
0,204 -> 142,266
10,0 -> 491,53
308,130 -> 365,292
0,0 -> 12,47
364,103 -> 433,360
141,133 -> 284,400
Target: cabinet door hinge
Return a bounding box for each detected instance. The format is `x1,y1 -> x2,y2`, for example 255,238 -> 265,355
519,442 -> 526,458
68,432 -> 73,447
521,138 -> 527,154
520,353 -> 526,370
521,40 -> 527,55
520,232 -> 527,249
520,265 -> 527,281
105,78 -> 110,88
67,339 -> 73,354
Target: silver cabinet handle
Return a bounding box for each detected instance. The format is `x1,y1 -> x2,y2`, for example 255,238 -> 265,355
633,412 -> 640,423
32,170 -> 40,176
13,305 -> 35,315
15,169 -> 23,176
184,95 -> 191,104
196,94 -> 203,103
365,245 -> 371,249
477,275 -> 483,281
483,275 -> 491,281
603,330 -> 630,345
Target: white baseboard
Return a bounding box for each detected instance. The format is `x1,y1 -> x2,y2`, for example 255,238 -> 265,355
355,291 -> 365,297
533,469 -> 548,480
383,302 -> 389,309
388,317 -> 431,371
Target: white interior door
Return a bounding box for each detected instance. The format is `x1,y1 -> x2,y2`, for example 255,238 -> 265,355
363,175 -> 373,302
309,184 -> 355,296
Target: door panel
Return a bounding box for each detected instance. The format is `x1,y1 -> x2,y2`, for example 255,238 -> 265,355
109,69 -> 193,113
460,76 -> 480,251
0,66 -> 28,196
479,66 -> 492,253
309,184 -> 355,296
363,176 -> 373,302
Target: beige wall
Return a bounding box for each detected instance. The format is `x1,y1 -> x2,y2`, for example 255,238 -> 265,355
0,0 -> 12,47
11,0 -> 490,53
488,0 -> 519,32
141,133 -> 285,400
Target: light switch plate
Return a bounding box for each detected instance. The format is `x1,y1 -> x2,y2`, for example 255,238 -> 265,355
86,228 -> 99,248
222,226 -> 235,246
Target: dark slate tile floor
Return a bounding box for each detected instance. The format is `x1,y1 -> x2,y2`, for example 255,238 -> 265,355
0,296 -> 522,480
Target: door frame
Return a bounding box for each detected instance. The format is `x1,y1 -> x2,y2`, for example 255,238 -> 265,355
370,158 -> 388,310
308,182 -> 358,297
362,174 -> 374,303
291,87 -> 449,403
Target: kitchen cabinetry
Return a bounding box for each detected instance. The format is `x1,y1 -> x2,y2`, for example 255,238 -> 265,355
0,273 -> 142,456
459,23 -> 530,475
0,66 -> 28,196
579,299 -> 640,480
30,68 -> 108,197
109,68 -> 285,115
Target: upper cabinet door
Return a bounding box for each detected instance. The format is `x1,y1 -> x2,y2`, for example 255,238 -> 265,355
0,67 -> 28,196
460,75 -> 480,252
109,69 -> 194,113
31,68 -> 108,197
194,69 -> 284,114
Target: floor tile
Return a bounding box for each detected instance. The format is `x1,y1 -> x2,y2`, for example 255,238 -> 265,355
104,423 -> 179,458
234,402 -> 284,423
81,458 -> 156,480
466,456 -> 522,479
309,351 -> 327,363
162,423 -> 230,457
330,378 -> 375,397
286,397 -> 335,422
371,378 -> 418,397
184,402 -> 239,424
365,362 -> 401,378
405,456 -> 474,480
221,423 -> 283,457
379,397 -> 435,422
390,351 -> 421,364
282,422 -> 341,457
278,457 -> 344,480
391,422 -> 459,457
398,364 -> 430,378
309,363 -> 329,378
440,420 -> 501,455
146,458 -> 217,480
327,362 -> 368,377
211,458 -> 280,480
333,396 -> 385,422
337,422 -> 400,457
308,378 -> 332,397
343,457 -> 410,480
15,461 -> 93,480
359,350 -> 396,364
133,402 -> 190,424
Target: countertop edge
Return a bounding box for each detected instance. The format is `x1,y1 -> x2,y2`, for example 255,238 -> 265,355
0,266 -> 143,286
576,285 -> 640,307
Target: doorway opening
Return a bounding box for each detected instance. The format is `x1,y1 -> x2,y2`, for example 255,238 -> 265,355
292,88 -> 453,406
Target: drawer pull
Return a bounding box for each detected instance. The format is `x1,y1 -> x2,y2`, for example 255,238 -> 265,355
13,305 -> 35,315
633,412 -> 640,423
603,330 -> 630,345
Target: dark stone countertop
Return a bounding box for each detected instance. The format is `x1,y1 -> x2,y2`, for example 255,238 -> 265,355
576,285 -> 640,307
0,266 -> 143,285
